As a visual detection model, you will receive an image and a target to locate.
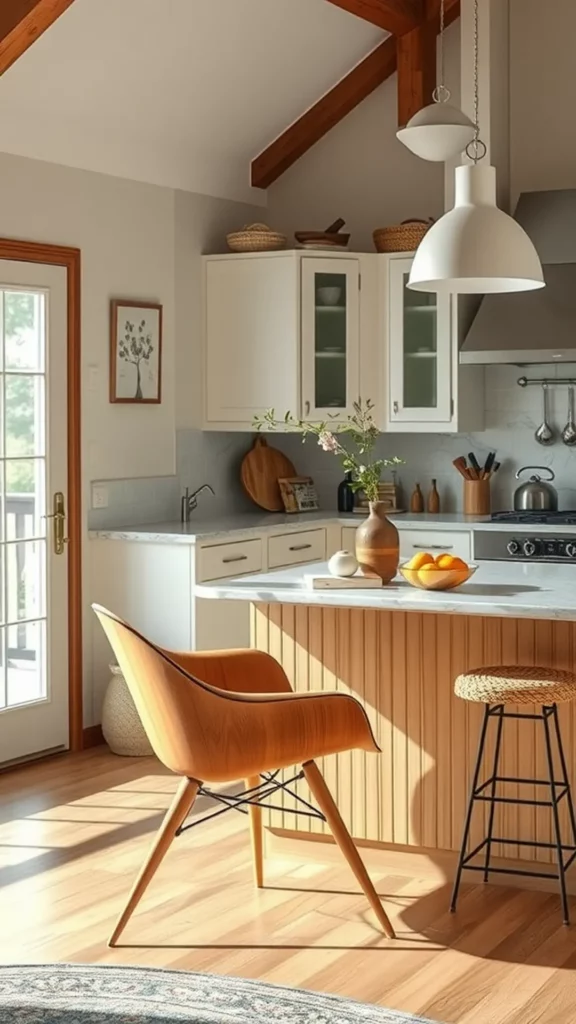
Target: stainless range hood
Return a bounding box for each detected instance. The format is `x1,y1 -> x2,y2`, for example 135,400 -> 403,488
460,189 -> 576,364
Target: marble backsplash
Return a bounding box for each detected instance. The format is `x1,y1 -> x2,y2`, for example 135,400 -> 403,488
88,430 -> 254,529
88,364 -> 576,528
272,364 -> 576,514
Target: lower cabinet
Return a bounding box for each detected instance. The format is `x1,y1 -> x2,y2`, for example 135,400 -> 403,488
342,524 -> 472,563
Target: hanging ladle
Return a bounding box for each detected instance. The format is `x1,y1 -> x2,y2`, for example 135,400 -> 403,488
562,386 -> 576,446
535,384 -> 555,446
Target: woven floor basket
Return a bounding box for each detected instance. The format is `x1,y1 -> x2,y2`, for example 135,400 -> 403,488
227,223 -> 287,253
373,219 -> 431,253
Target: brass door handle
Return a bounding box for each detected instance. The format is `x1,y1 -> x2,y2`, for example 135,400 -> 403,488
43,492 -> 68,554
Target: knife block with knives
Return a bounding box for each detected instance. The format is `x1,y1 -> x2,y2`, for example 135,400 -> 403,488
453,451 -> 499,515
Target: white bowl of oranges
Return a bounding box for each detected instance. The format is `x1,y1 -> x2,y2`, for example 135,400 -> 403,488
399,551 -> 477,591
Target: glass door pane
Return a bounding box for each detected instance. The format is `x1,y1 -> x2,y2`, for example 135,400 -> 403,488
402,272 -> 438,409
0,289 -> 47,712
313,271 -> 348,410
301,258 -> 360,420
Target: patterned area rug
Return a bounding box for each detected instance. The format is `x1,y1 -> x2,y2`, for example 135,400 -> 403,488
0,964 -> 437,1023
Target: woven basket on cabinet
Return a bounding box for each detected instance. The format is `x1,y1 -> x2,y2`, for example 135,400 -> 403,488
373,218 -> 432,253
226,223 -> 287,253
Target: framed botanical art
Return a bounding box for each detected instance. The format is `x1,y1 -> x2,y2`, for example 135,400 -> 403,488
110,300 -> 162,403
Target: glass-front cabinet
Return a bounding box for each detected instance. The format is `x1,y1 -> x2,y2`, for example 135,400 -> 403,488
301,258 -> 360,421
388,255 -> 452,424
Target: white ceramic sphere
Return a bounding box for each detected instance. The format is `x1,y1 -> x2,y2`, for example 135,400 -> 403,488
328,550 -> 359,578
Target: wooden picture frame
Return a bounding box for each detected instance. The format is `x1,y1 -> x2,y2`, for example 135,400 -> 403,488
110,300 -> 162,404
278,476 -> 319,514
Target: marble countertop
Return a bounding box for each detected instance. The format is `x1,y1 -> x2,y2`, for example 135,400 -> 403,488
195,560 -> 576,621
89,511 -> 495,544
89,510 -> 576,544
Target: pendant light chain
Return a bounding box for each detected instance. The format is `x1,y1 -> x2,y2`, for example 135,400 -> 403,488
433,0 -> 450,104
466,0 -> 487,163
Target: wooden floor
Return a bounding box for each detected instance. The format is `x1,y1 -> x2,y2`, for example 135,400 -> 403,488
1,749 -> 576,1024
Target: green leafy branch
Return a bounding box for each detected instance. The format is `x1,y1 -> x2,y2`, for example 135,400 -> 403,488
254,399 -> 403,503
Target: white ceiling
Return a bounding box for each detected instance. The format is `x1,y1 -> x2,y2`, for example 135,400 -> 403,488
0,0 -> 384,204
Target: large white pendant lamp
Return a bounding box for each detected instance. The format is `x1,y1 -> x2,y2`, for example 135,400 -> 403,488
408,0 -> 545,295
397,0 -> 475,162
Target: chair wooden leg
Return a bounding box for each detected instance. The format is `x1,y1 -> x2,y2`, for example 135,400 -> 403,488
108,776 -> 199,947
303,760 -> 395,939
246,775 -> 264,887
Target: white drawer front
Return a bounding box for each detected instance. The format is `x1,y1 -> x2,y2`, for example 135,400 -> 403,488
268,529 -> 326,569
198,538 -> 262,582
399,529 -> 471,562
341,526 -> 358,550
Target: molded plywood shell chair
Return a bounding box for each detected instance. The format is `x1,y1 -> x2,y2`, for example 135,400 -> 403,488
93,604 -> 395,945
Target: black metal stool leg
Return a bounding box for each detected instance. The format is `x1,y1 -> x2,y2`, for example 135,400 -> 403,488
552,704 -> 576,850
483,704 -> 505,882
542,705 -> 570,926
450,704 -> 491,912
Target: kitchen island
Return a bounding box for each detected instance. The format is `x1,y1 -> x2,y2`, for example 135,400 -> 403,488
196,561 -> 576,888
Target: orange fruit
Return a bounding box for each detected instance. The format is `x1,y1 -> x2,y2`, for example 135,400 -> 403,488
435,554 -> 468,570
405,551 -> 434,570
418,562 -> 438,572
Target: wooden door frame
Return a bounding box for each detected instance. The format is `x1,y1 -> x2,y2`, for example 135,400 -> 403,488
0,238 -> 82,752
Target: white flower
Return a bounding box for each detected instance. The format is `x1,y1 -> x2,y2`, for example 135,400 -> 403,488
318,431 -> 340,453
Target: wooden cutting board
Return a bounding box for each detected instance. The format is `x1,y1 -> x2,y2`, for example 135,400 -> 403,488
241,437 -> 296,511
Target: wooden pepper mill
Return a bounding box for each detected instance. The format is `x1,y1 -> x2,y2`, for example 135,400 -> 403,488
410,483 -> 424,513
427,479 -> 440,513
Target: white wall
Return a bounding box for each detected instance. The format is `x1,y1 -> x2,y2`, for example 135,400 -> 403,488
0,151 -> 262,726
510,0 -> 576,204
267,23 -> 461,247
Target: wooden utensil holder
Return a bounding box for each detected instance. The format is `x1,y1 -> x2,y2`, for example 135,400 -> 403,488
464,479 -> 491,516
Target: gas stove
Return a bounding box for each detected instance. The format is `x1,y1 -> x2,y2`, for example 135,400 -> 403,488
476,513 -> 576,562
491,511 -> 576,525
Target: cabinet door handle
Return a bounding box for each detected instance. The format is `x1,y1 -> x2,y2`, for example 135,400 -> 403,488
393,400 -> 399,414
222,554 -> 248,564
289,543 -> 312,552
304,400 -> 310,416
412,543 -> 453,551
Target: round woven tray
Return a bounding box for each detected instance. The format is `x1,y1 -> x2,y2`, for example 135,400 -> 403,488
227,223 -> 287,253
373,219 -> 432,253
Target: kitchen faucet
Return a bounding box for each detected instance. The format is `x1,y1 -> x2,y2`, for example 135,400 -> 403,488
181,484 -> 215,522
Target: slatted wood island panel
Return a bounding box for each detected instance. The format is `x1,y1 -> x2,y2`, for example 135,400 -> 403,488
252,603 -> 576,869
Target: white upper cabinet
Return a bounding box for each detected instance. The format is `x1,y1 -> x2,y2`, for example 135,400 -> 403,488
381,253 -> 484,434
202,250 -> 482,434
204,254 -> 299,425
203,251 -> 368,430
301,257 -> 360,421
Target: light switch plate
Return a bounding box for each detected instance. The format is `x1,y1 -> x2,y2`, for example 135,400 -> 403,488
92,484 -> 109,509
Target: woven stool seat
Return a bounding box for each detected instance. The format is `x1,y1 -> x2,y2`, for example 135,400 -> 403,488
455,665 -> 576,705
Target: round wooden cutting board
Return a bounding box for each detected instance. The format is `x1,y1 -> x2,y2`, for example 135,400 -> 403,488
241,436 -> 296,511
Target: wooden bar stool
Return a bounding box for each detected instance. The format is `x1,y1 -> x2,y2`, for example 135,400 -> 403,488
93,605 -> 395,946
450,665 -> 576,925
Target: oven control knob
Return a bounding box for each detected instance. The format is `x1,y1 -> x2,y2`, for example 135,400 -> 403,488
523,539 -> 537,557
566,542 -> 576,558
507,539 -> 521,555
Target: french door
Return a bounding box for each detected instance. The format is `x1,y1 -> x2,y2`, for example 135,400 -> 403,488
0,261 -> 69,764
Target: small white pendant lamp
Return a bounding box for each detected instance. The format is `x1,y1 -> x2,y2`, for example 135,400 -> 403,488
396,0 -> 475,162
408,0 -> 544,294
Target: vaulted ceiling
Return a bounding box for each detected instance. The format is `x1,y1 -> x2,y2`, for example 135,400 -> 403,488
0,0 -> 457,204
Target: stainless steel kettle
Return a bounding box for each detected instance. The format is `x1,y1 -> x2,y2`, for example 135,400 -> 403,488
513,466 -> 557,511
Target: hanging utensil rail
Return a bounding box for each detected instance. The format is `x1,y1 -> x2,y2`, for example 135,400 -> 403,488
518,376 -> 576,388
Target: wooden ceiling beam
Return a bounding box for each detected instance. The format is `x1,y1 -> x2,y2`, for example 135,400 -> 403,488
251,0 -> 460,189
325,0 -> 424,36
397,0 -> 460,126
252,37 -> 397,190
396,15 -> 436,126
0,0 -> 76,77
